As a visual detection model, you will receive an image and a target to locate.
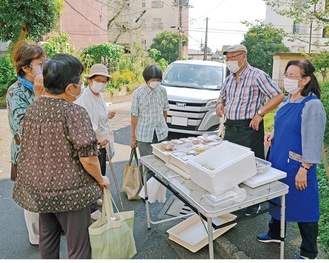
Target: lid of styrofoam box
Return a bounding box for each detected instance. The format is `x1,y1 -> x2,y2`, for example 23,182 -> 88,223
243,166 -> 287,188
187,141 -> 254,174
204,186 -> 247,206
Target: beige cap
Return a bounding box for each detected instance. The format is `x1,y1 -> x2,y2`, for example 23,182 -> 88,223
223,44 -> 247,55
85,64 -> 112,79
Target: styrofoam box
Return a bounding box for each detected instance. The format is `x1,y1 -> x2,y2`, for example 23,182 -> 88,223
151,143 -> 172,163
167,214 -> 237,253
187,141 -> 257,195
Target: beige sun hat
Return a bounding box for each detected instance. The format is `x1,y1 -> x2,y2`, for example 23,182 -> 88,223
85,64 -> 112,79
223,44 -> 247,55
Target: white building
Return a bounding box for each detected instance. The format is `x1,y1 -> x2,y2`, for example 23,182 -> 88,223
265,2 -> 329,54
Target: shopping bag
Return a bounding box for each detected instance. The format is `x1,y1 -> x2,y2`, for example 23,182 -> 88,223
218,115 -> 226,139
88,189 -> 137,259
139,177 -> 167,203
122,148 -> 142,200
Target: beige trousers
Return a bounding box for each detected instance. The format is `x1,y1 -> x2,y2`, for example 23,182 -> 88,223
24,209 -> 39,245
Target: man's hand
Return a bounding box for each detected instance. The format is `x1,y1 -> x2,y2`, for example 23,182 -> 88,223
215,104 -> 224,117
249,114 -> 263,131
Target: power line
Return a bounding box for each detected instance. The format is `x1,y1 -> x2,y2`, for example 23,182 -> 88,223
64,0 -> 107,32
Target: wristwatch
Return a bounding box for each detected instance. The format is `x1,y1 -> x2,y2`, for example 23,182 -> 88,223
257,109 -> 265,117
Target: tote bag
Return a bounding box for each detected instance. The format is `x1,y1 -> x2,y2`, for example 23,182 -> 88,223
122,148 -> 142,200
88,189 -> 137,259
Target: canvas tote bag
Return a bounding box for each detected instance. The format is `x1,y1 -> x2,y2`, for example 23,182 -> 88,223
88,189 -> 137,259
122,148 -> 142,200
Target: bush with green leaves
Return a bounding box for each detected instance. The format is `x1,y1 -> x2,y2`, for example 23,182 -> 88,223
41,32 -> 75,58
79,43 -> 125,73
320,81 -> 329,146
0,55 -> 16,98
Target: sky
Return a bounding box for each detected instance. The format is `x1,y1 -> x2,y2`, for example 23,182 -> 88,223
188,0 -> 267,52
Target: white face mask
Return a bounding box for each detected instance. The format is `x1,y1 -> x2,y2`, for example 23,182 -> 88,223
284,78 -> 301,95
70,83 -> 84,100
90,81 -> 106,93
149,81 -> 160,89
226,61 -> 240,73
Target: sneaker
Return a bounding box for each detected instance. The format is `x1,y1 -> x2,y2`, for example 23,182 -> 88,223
245,204 -> 261,216
91,210 -> 102,221
97,198 -> 103,206
296,255 -> 317,259
256,233 -> 280,243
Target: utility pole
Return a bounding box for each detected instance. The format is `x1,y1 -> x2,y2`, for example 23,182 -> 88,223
179,0 -> 183,60
203,17 -> 208,60
174,0 -> 192,60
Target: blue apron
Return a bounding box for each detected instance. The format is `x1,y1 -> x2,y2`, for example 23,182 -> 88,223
269,95 -> 319,222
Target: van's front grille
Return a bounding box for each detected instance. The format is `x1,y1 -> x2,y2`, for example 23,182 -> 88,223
168,101 -> 207,107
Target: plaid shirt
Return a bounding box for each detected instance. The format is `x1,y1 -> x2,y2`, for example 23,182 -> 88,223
220,63 -> 282,120
131,84 -> 169,142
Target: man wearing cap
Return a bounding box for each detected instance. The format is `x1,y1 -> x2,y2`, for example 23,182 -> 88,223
216,44 -> 284,216
76,63 -> 116,220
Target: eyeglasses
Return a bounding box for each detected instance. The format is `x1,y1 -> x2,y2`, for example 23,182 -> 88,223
225,53 -> 244,61
283,74 -> 304,80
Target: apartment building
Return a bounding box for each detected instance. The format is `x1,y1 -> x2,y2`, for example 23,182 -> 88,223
106,0 -> 189,56
57,0 -> 109,53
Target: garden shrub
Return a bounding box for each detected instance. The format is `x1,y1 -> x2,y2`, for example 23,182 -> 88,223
0,55 -> 16,97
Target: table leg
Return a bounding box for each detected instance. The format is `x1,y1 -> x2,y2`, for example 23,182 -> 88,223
280,194 -> 286,259
207,217 -> 214,259
143,165 -> 151,229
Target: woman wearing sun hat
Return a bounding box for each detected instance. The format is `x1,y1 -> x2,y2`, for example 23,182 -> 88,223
76,64 -> 116,220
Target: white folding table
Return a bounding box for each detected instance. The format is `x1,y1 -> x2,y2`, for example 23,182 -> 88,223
140,155 -> 289,259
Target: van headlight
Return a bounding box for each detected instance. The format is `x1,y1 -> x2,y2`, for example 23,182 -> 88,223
206,99 -> 217,107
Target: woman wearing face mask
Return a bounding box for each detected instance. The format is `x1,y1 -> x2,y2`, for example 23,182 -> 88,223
12,54 -> 110,259
6,43 -> 46,247
257,60 -> 326,259
130,64 -> 169,158
76,63 -> 115,221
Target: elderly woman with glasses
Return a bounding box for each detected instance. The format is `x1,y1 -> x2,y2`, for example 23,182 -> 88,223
6,43 -> 46,247
12,54 -> 110,259
256,59 -> 326,259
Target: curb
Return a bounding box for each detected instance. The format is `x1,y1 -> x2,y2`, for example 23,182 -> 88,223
214,236 -> 249,259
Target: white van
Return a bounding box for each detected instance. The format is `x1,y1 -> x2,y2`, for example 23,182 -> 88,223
161,60 -> 227,135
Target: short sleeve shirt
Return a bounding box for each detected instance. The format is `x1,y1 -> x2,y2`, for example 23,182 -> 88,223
12,97 -> 101,213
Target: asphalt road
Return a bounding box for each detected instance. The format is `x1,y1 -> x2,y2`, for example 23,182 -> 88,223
0,98 -> 326,260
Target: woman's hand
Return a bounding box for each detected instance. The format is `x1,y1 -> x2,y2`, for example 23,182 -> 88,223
98,139 -> 109,147
295,168 -> 307,190
98,175 -> 110,190
264,132 -> 274,147
34,74 -> 45,100
108,111 -> 116,119
131,137 -> 138,149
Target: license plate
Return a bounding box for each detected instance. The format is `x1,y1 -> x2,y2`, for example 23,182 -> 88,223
171,116 -> 188,126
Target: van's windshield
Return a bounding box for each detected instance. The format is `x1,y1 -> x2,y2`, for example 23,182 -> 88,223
161,63 -> 224,90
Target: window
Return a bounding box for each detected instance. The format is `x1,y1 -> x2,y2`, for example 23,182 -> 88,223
152,18 -> 163,30
142,0 -> 145,8
151,0 -> 163,8
293,22 -> 308,35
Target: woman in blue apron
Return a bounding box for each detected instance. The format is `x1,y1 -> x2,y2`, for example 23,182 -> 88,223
256,60 -> 326,259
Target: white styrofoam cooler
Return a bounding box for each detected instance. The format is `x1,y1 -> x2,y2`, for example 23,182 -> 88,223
187,141 -> 257,195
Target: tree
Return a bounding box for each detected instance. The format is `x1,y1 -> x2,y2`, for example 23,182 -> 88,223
241,20 -> 290,76
308,50 -> 329,80
0,0 -> 63,49
149,31 -> 188,64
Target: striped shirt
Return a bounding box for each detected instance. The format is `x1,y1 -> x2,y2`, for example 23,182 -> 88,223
131,84 -> 169,142
220,63 -> 282,120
